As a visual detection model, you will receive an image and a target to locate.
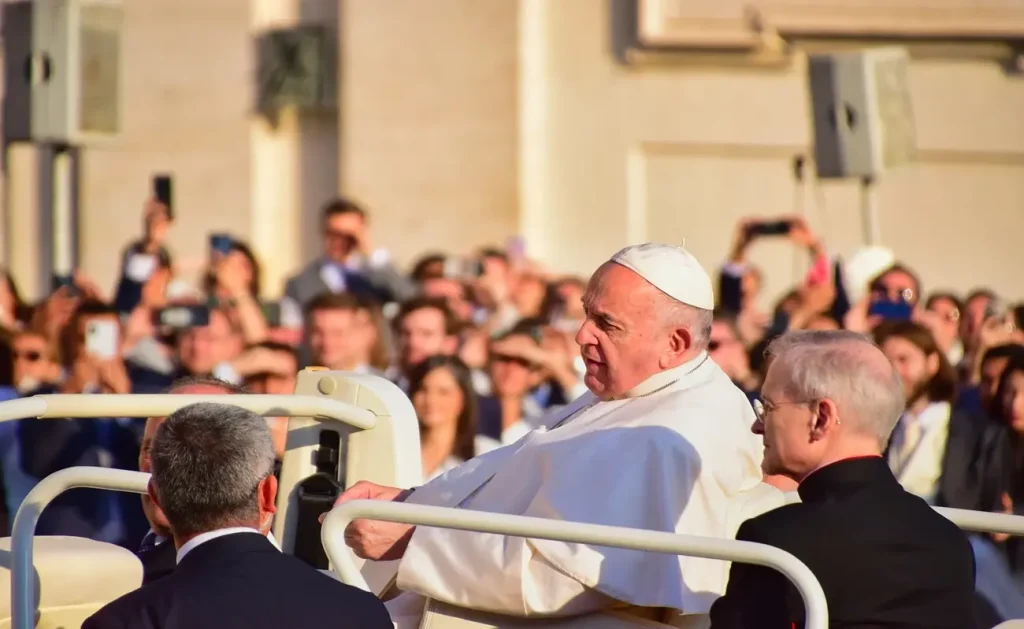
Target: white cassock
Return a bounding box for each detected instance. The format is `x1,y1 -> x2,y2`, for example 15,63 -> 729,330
377,351 -> 781,627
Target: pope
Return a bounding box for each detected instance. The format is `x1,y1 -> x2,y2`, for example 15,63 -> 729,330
332,242 -> 784,626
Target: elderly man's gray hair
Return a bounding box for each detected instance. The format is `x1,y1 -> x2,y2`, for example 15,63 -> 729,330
151,402 -> 275,537
657,298 -> 713,351
765,330 -> 906,445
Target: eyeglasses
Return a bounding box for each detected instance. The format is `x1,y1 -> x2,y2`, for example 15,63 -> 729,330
323,229 -> 356,243
752,398 -> 821,424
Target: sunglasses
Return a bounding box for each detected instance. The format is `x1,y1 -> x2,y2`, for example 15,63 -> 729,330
323,229 -> 357,243
492,353 -> 533,368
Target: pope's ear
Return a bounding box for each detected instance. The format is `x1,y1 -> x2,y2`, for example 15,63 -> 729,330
666,325 -> 692,356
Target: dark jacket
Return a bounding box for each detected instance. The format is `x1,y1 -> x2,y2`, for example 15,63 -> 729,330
83,532 -> 391,629
933,409 -> 1008,513
284,257 -> 414,310
709,456 -> 976,629
137,539 -> 177,586
17,382 -> 149,548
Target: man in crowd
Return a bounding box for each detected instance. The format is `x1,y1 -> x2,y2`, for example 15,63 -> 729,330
84,402 -> 391,629
331,243 -> 778,627
389,296 -> 459,390
303,293 -> 380,373
876,320 -> 1005,512
709,330 -> 975,628
136,376 -> 253,584
282,197 -> 414,312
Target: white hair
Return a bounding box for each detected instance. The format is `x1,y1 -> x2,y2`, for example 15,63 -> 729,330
765,330 -> 905,446
652,289 -> 712,351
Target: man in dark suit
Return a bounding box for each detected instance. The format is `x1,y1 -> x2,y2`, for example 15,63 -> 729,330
83,401 -> 391,629
710,329 -> 976,629
134,376 -> 253,585
282,197 -> 414,312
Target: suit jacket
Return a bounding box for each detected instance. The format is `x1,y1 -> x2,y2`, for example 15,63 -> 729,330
882,407 -> 1007,513
83,532 -> 392,629
709,456 -> 976,629
935,409 -> 1008,513
138,540 -> 177,586
284,257 -> 415,309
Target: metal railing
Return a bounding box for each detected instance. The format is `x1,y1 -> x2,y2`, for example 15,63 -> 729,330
937,507 -> 1024,538
0,394 -> 377,429
322,500 -> 830,629
10,467 -> 150,629
12,467 -> 1024,629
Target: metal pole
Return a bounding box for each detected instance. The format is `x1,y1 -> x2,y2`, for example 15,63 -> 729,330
51,145 -> 74,277
323,500 -> 830,629
11,468 -> 150,629
937,507 -> 1024,538
0,394 -> 377,429
860,176 -> 881,246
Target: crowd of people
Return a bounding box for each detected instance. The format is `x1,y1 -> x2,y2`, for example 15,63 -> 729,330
0,194 -> 1023,627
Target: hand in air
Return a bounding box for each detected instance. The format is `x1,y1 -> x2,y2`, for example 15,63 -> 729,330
322,481 -> 416,561
993,493 -> 1014,543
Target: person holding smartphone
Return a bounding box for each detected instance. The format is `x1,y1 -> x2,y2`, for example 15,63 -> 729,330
112,195 -> 173,315
19,301 -> 150,548
204,236 -> 271,346
281,198 -> 415,317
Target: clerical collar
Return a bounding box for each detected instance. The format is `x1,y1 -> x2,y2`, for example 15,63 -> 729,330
618,352 -> 709,400
798,456 -> 894,503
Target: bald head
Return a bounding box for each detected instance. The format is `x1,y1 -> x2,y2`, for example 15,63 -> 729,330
765,330 -> 905,445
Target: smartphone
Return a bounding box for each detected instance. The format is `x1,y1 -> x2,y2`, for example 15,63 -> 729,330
85,320 -> 119,359
261,302 -> 282,327
747,220 -> 793,238
466,259 -> 484,278
442,257 -> 461,279
210,233 -> 233,257
868,299 -> 914,321
153,174 -> 173,218
984,298 -> 1008,322
155,305 -> 211,329
52,274 -> 80,297
442,257 -> 483,279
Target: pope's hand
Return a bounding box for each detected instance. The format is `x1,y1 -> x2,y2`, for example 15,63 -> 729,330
325,481 -> 416,561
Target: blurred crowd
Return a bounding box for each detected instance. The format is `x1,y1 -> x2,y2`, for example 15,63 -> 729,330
1,196 -> 1024,595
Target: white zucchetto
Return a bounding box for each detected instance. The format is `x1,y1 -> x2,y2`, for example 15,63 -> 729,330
609,243 -> 715,310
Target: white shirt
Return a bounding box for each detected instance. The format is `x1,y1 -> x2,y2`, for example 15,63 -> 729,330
888,401 -> 953,504
175,527 -> 281,563
380,353 -> 777,626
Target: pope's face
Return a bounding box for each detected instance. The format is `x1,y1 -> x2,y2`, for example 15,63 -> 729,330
575,264 -> 667,399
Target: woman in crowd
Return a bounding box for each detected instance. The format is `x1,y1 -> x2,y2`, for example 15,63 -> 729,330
408,355 -> 498,480
204,238 -> 270,345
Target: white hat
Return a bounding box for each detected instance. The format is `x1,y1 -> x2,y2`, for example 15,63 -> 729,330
610,243 -> 715,310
